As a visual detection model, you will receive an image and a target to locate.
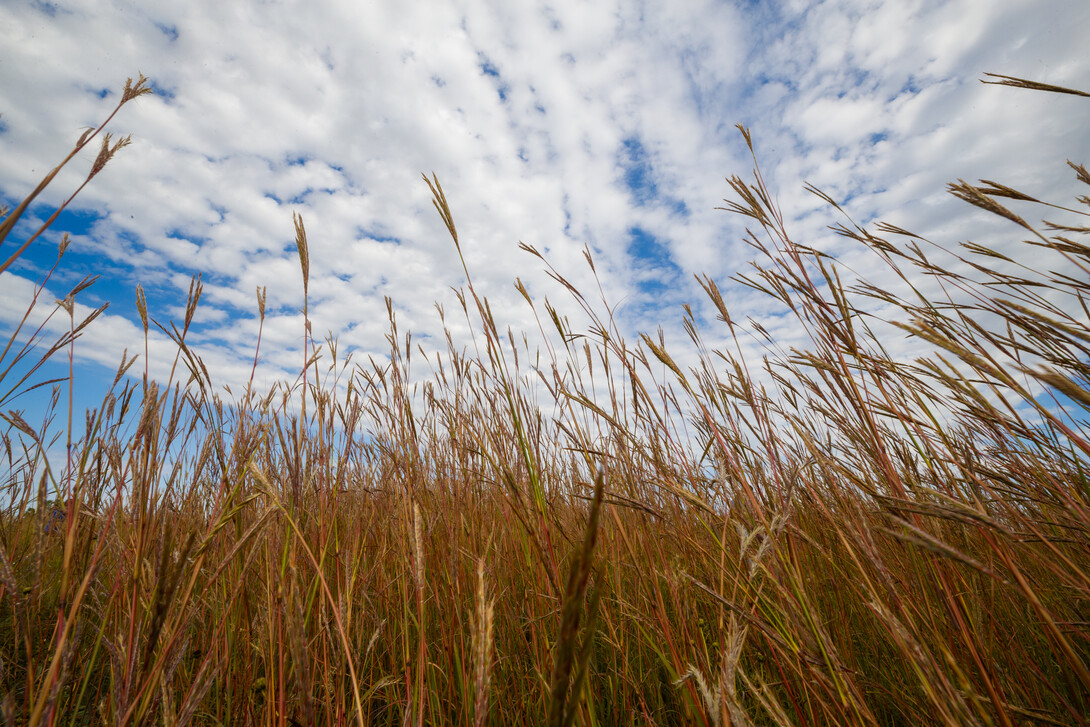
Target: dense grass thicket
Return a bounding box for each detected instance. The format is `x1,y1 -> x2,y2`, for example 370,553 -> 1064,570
2,74 -> 1090,726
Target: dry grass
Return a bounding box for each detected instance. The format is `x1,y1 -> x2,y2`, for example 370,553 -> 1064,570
1,74 -> 1089,726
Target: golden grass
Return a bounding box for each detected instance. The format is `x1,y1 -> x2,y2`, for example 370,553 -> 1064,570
1,74 -> 1089,726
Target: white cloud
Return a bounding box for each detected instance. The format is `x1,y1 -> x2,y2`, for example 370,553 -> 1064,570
0,0 -> 1087,429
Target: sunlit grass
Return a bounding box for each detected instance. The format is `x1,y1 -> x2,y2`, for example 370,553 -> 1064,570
1,73 -> 1089,726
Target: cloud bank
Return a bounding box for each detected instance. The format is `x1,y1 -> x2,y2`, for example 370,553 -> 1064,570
1,0 -> 1087,418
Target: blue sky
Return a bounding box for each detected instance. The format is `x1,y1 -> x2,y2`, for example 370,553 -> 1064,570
1,0 -> 1089,437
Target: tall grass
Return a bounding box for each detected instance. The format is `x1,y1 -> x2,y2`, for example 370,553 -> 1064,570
1,73 -> 1089,725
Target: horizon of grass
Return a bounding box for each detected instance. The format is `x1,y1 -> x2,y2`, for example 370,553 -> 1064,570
1,73 -> 1089,726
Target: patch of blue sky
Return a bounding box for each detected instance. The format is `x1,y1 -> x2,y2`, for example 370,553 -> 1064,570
164,226 -> 208,245
561,195 -> 573,237
2,204 -> 177,334
627,227 -> 661,261
477,52 -> 510,103
290,188 -> 315,204
619,136 -> 658,206
31,1 -> 62,18
154,22 -> 179,42
356,227 -> 400,245
15,215 -> 112,288
1035,389 -> 1090,434
898,75 -> 923,96
2,204 -> 102,274
0,357 -> 127,487
147,79 -> 177,102
616,137 -> 690,219
0,354 -> 68,418
0,211 -> 145,438
209,203 -> 228,222
267,187 -> 318,205
626,226 -> 684,299
478,54 -> 500,78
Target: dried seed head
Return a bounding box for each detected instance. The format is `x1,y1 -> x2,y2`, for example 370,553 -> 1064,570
981,72 -> 1090,97
135,284 -> 148,333
3,411 -> 37,441
948,179 -> 1033,231
183,274 -> 203,330
135,381 -> 160,442
473,558 -> 495,727
1069,161 -> 1090,187
412,501 -> 424,590
122,73 -> 153,103
92,134 -> 133,180
674,666 -> 720,727
977,179 -> 1040,203
293,212 -> 310,294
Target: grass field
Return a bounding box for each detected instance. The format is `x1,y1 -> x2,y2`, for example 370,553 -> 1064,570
2,74 -> 1089,726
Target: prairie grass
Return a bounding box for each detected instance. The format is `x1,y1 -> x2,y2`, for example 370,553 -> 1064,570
1,74 -> 1089,726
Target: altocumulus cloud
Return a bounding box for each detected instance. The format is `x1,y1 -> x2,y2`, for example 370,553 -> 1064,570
0,0 -> 1087,418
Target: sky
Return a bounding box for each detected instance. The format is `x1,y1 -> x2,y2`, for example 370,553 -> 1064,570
1,0 -> 1089,443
